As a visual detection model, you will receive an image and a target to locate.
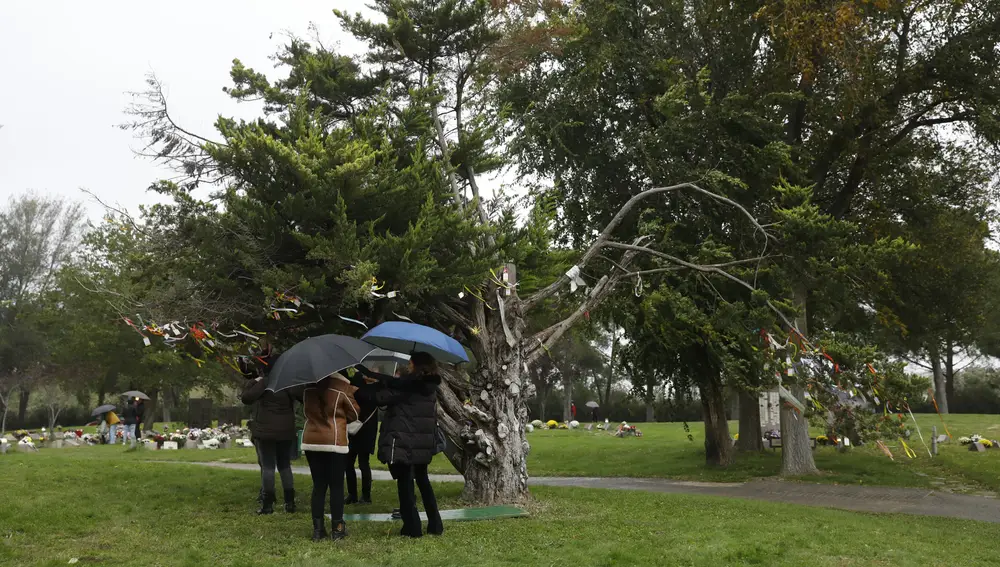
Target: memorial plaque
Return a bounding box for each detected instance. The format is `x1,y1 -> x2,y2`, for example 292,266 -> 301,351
216,406 -> 244,427
188,398 -> 213,428
162,441 -> 178,450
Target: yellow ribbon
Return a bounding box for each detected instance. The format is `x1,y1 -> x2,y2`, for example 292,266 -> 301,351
900,438 -> 917,459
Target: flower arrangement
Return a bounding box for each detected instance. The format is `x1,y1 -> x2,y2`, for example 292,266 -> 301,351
764,429 -> 780,440
983,439 -> 995,449
733,433 -> 739,441
960,435 -> 983,445
546,420 -> 558,429
615,422 -> 642,438
216,433 -> 230,444
187,429 -> 202,441
557,422 -> 569,430
169,433 -> 186,444
13,430 -> 28,440
531,420 -> 544,429
569,420 -> 580,429
525,424 -> 534,433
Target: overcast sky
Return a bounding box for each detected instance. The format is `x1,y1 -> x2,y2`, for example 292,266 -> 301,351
0,1 -> 369,222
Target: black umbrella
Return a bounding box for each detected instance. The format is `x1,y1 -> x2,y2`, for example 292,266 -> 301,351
265,334 -> 376,392
91,404 -> 117,417
121,390 -> 150,400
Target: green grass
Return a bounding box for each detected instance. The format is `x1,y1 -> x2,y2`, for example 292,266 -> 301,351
31,413 -> 1000,493
2,450 -> 999,566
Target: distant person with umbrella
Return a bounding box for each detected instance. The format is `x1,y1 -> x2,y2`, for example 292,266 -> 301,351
587,401 -> 600,422
122,398 -> 140,448
240,339 -> 297,515
92,404 -> 119,444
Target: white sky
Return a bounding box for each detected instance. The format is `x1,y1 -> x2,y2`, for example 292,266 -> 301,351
0,1 -> 370,222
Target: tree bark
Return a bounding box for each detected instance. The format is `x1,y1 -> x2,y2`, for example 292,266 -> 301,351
17,388 -> 30,428
930,345 -> 948,414
562,374 -> 573,422
699,375 -> 733,466
736,389 -> 764,452
780,284 -> 818,476
643,375 -> 657,422
162,388 -> 173,423
142,390 -> 159,433
944,341 -> 956,410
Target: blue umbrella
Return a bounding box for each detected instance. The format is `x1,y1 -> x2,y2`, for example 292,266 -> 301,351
362,322 -> 470,365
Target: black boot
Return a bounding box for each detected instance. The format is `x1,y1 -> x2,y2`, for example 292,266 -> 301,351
311,517 -> 327,541
284,489 -> 296,513
361,482 -> 372,504
391,508 -> 401,520
344,494 -> 358,505
331,521 -> 348,541
257,488 -> 264,504
256,492 -> 275,515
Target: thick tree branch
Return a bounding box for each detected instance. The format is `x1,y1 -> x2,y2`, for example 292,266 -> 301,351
523,182 -> 773,311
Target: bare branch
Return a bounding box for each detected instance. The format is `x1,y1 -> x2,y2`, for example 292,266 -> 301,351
602,241 -> 800,333
523,181 -> 773,311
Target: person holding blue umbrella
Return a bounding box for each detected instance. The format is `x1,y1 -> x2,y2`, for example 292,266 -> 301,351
353,352 -> 444,537
352,321 -> 467,537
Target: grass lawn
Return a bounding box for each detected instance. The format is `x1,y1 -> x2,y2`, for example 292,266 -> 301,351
36,413 -> 1000,494
105,413 -> 1000,493
2,450 -> 998,567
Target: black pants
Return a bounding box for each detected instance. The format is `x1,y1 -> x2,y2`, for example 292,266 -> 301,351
306,451 -> 347,522
345,447 -> 372,500
256,439 -> 295,494
389,463 -> 442,537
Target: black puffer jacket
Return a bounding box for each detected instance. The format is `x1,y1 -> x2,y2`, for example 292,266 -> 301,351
241,377 -> 296,442
349,391 -> 379,456
357,373 -> 440,466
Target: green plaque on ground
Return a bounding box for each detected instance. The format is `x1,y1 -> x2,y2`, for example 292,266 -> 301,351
338,505 -> 528,522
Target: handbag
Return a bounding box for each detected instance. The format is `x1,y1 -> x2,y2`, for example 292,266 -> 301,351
347,406 -> 378,437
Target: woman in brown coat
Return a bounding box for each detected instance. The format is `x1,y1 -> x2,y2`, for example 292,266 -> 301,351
302,373 -> 360,541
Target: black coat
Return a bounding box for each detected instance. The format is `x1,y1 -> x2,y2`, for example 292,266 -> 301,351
122,404 -> 140,425
241,378 -> 296,441
349,394 -> 378,456
356,372 -> 439,466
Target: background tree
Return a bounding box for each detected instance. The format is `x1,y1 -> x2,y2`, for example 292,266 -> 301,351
0,193 -> 86,429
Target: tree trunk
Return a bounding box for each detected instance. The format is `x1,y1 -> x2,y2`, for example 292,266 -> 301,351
47,405 -> 61,431
644,377 -> 656,422
944,341 -> 956,410
17,388 -> 30,428
645,402 -> 655,422
162,389 -> 173,423
1,403 -> 8,436
699,375 -> 733,466
736,389 -> 764,452
780,283 -> 818,476
142,390 -> 159,433
930,345 -> 948,414
438,351 -> 530,504
604,329 -> 617,408
562,375 -> 573,422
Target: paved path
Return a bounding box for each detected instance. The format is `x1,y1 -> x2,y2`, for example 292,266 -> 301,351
166,461 -> 1000,524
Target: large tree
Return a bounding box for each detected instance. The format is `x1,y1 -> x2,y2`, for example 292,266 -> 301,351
501,0 -> 1000,474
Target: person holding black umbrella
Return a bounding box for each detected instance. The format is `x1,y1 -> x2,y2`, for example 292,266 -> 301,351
301,372 -> 360,541
240,339 -> 297,515
353,352 -> 444,538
